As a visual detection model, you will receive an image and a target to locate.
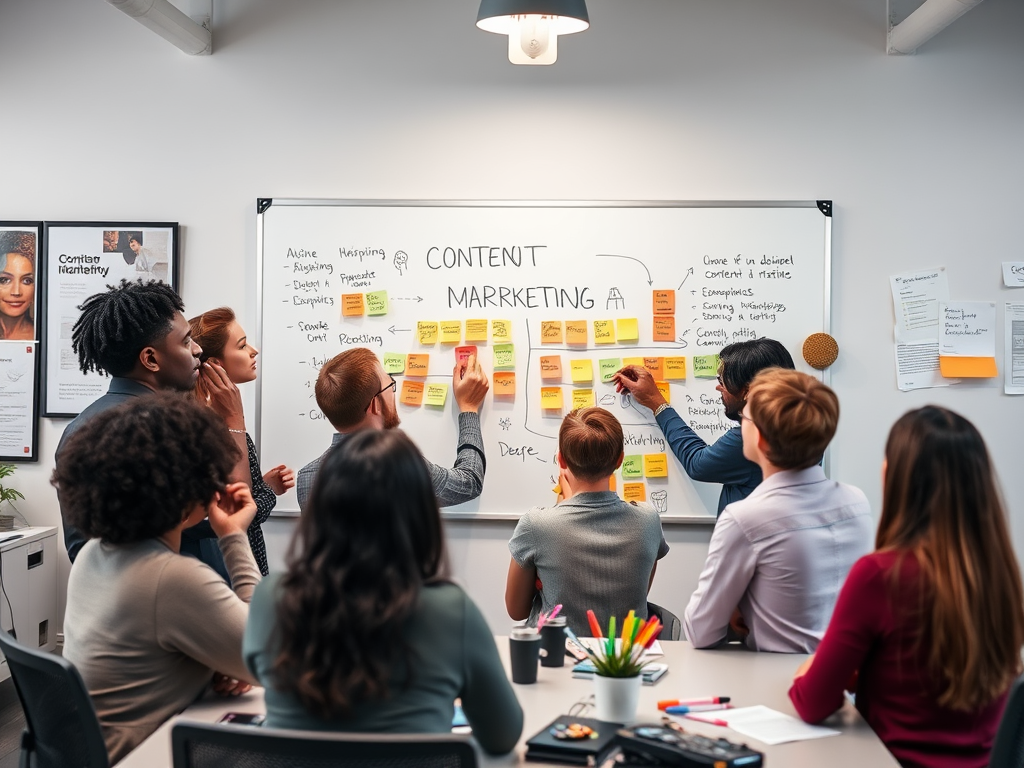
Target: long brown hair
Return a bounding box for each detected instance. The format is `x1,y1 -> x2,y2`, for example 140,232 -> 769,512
877,406 -> 1024,710
271,429 -> 449,719
187,306 -> 235,402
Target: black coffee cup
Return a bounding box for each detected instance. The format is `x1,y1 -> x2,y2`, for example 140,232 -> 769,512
539,618 -> 567,667
509,628 -> 541,684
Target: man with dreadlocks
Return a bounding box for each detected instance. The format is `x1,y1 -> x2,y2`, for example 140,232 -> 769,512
55,280 -> 210,564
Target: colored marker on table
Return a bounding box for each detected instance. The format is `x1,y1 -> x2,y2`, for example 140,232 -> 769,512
664,703 -> 733,715
684,714 -> 730,727
658,696 -> 731,710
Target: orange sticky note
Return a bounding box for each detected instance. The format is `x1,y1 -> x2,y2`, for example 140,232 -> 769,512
593,320 -> 615,345
572,389 -> 596,409
938,356 -> 998,378
653,290 -> 675,315
439,321 -> 462,344
405,354 -> 429,376
655,381 -> 671,404
540,355 -> 563,381
417,321 -> 438,345
541,321 -> 564,344
465,319 -> 488,341
608,474 -> 617,493
541,387 -> 564,410
665,357 -> 687,380
493,371 -> 517,396
623,483 -> 646,502
653,316 -> 675,342
644,454 -> 668,478
643,357 -> 665,380
342,294 -> 364,317
399,380 -> 424,406
566,321 -> 588,345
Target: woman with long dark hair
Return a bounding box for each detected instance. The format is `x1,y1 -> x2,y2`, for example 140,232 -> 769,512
789,406 -> 1024,768
243,429 -> 522,754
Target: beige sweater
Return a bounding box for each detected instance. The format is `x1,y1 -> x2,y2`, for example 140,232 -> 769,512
63,532 -> 260,764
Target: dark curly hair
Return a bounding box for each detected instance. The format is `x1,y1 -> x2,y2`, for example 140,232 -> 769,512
0,231 -> 35,262
51,394 -> 240,544
72,279 -> 184,377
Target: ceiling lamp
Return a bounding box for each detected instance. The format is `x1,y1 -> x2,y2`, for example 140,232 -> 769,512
476,0 -> 589,66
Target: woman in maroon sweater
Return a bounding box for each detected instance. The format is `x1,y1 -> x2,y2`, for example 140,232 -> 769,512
789,406 -> 1024,768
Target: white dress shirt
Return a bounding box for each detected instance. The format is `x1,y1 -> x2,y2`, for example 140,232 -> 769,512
684,465 -> 873,653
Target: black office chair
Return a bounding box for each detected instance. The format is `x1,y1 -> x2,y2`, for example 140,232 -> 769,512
0,630 -> 109,768
172,722 -> 478,768
647,602 -> 682,641
989,674 -> 1024,768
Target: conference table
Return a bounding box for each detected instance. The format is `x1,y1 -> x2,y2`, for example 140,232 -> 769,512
118,638 -> 898,767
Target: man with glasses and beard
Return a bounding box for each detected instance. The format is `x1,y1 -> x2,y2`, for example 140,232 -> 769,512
296,347 -> 490,510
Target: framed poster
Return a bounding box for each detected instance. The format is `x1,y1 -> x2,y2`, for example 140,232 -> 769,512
0,223 -> 43,461
42,222 -> 179,417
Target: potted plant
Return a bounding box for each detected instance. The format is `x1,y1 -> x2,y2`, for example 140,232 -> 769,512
0,464 -> 26,532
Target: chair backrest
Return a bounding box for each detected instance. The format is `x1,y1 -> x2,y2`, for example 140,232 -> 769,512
989,674 -> 1024,768
0,630 -> 109,768
646,602 -> 682,641
172,722 -> 478,768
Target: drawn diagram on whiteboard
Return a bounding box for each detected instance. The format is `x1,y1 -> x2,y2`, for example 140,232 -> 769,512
393,250 -> 408,276
606,288 -> 625,310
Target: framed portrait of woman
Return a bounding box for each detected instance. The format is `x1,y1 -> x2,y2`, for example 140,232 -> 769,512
41,222 -> 179,418
0,223 -> 43,461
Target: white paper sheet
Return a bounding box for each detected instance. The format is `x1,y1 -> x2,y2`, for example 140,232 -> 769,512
0,342 -> 37,457
1006,303 -> 1024,395
939,301 -> 996,358
714,705 -> 840,746
1003,262 -> 1024,288
890,267 -> 949,344
895,340 -> 955,391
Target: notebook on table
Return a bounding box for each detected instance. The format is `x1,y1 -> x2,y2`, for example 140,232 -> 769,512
525,715 -> 622,765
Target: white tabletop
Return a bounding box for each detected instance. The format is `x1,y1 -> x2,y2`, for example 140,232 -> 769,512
117,639 -> 898,767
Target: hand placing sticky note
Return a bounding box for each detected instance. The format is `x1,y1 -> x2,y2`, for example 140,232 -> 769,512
593,320 -> 615,344
665,357 -> 687,380
400,380 -> 424,406
383,353 -> 406,374
494,344 -> 515,369
342,294 -> 364,317
424,383 -> 449,407
465,319 -> 488,341
616,318 -> 639,342
622,455 -> 642,479
655,381 -> 671,404
406,354 -> 429,376
541,321 -> 563,344
365,290 -> 388,316
572,389 -> 595,409
417,321 -> 438,345
623,483 -> 646,502
540,355 -> 563,381
693,354 -> 720,378
493,371 -> 516,396
492,319 -> 512,342
643,357 -> 665,380
644,454 -> 668,478
541,387 -> 564,410
570,359 -> 593,384
653,316 -> 675,342
599,358 -> 622,383
653,290 -> 675,315
440,320 -> 462,344
566,321 -> 588,345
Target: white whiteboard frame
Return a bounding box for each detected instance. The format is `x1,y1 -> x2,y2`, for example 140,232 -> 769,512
256,199 -> 832,524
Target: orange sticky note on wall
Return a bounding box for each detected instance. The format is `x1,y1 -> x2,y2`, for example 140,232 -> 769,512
540,355 -> 563,381
540,387 -> 564,410
643,357 -> 665,380
609,474 -> 617,493
342,294 -> 364,316
623,483 -> 646,502
566,321 -> 588,345
405,354 -> 429,376
653,316 -> 675,342
938,356 -> 998,378
493,371 -> 516,396
541,321 -> 564,344
400,380 -> 424,406
653,290 -> 675,315
665,357 -> 687,380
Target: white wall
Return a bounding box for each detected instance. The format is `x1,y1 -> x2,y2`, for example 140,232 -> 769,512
1,0 -> 1022,633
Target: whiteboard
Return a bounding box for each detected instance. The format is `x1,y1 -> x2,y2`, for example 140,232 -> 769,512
256,200 -> 831,520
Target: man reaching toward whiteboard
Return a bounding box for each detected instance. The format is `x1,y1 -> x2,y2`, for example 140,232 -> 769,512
295,347 -> 489,510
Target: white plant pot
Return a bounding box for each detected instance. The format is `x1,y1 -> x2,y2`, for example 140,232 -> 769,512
593,674 -> 642,723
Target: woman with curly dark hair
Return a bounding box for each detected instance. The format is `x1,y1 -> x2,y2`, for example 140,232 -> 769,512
58,394 -> 261,765
243,429 -> 522,755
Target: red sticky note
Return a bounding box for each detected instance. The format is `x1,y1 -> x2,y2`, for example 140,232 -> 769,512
455,346 -> 478,364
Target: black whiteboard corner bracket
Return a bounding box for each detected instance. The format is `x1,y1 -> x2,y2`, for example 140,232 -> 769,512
257,198 -> 273,214
817,200 -> 833,217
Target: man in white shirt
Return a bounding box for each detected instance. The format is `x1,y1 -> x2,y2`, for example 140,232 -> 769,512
684,369 -> 873,653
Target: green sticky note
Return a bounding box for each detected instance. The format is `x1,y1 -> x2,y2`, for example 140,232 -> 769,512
599,358 -> 622,383
424,383 -> 449,407
365,290 -> 388,316
693,354 -> 720,378
494,343 -> 515,370
383,353 -> 406,374
622,455 -> 643,479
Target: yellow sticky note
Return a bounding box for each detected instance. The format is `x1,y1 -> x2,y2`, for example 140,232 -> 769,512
540,355 -> 563,381
405,354 -> 429,376
365,290 -> 388,316
623,483 -> 646,502
655,381 -> 671,404
493,371 -> 516,396
616,318 -> 639,342
492,319 -> 512,342
399,380 -> 424,406
665,357 -> 687,380
572,389 -> 596,409
382,353 -> 406,375
938,356 -> 998,378
493,344 -> 515,369
541,387 -> 564,410
465,319 -> 488,341
653,290 -> 675,315
570,359 -> 593,384
439,321 -> 462,344
541,321 -> 564,344
622,357 -> 644,367
417,321 -> 438,345
644,454 -> 668,478
342,294 -> 364,317
653,316 -> 675,342
593,320 -> 615,345
424,383 -> 449,407
566,321 -> 588,345
693,354 -> 720,378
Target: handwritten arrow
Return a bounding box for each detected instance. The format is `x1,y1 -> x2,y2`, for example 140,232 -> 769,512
677,267 -> 694,290
595,254 -> 653,285
393,296 -> 424,303
388,325 -> 412,335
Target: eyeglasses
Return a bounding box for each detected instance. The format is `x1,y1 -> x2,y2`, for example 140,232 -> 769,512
366,374 -> 396,411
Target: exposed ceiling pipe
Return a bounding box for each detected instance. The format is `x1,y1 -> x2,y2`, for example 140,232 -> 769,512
105,0 -> 212,55
888,0 -> 985,54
